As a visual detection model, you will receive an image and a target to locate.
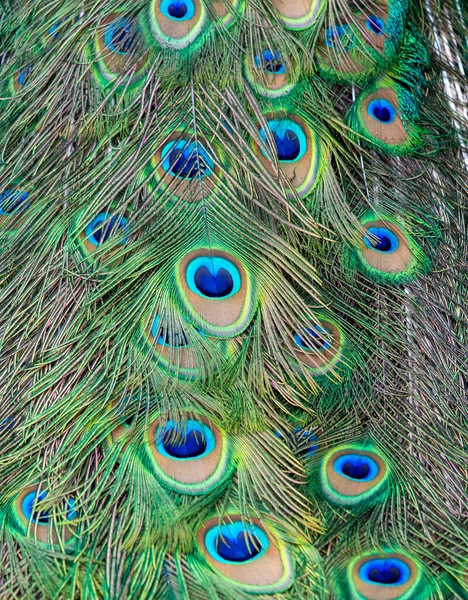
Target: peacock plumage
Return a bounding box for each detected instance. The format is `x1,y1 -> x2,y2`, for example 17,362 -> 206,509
0,0 -> 467,598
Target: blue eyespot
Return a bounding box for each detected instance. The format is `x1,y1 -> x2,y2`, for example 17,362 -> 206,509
366,15 -> 385,35
0,190 -> 29,215
367,99 -> 397,124
294,428 -> 319,456
155,419 -> 215,459
325,24 -> 352,49
151,315 -> 189,347
104,18 -> 137,54
84,213 -> 129,247
66,497 -> 78,520
205,522 -> 269,564
260,120 -> 307,162
254,50 -> 286,75
186,256 -> 241,299
161,140 -> 215,180
17,65 -> 33,87
293,326 -> 332,351
359,558 -> 411,586
363,227 -> 399,253
160,0 -> 195,21
333,454 -> 379,482
49,15 -> 79,39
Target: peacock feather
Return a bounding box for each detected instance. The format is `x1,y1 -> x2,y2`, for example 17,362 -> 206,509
0,0 -> 467,598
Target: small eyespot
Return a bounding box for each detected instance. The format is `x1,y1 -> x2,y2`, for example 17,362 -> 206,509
0,190 -> 30,215
366,15 -> 385,35
17,65 -> 33,87
325,24 -> 352,49
84,213 -> 129,247
161,140 -> 214,180
367,99 -> 397,124
151,315 -> 189,347
104,18 -> 138,54
293,326 -> 332,351
363,227 -> 399,253
254,49 -> 286,74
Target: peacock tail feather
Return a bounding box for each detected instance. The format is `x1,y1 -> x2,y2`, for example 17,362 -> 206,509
0,0 -> 467,598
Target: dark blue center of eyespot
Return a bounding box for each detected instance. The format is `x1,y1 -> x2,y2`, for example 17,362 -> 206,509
374,235 -> 392,251
366,15 -> 385,35
0,190 -> 29,214
17,66 -> 33,86
342,460 -> 370,479
22,491 -> 50,524
368,99 -> 396,124
262,49 -> 284,73
194,266 -> 234,298
160,329 -> 188,347
169,147 -> 207,179
163,427 -> 207,458
368,566 -> 402,584
325,24 -> 352,49
90,216 -> 125,245
274,130 -> 300,161
295,327 -> 330,351
168,2 -> 188,18
364,227 -> 399,253
216,531 -> 261,562
110,23 -> 136,53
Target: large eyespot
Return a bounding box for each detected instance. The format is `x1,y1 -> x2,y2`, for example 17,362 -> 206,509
148,0 -> 206,49
349,552 -> 423,599
355,216 -> 429,283
12,486 -> 77,544
91,13 -> 149,91
148,133 -> 221,202
254,114 -> 327,199
143,414 -> 232,494
321,445 -> 389,506
291,316 -> 344,376
348,79 -> 421,153
210,0 -> 243,27
245,50 -> 296,98
175,249 -> 256,338
272,0 -> 325,30
197,516 -> 293,592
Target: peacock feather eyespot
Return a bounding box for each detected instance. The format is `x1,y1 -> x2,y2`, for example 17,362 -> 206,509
161,139 -> 215,180
353,214 -> 430,284
348,76 -> 423,153
148,132 -> 221,201
197,515 -> 294,592
321,445 -> 389,507
175,249 -> 256,338
367,98 -> 397,124
254,113 -> 327,199
143,413 -> 233,494
290,316 -> 345,376
12,486 -> 78,544
0,189 -> 30,227
91,13 -> 149,92
366,15 -> 385,35
148,0 -> 206,49
272,0 -> 325,30
347,552 -> 424,600
84,213 -> 129,249
10,65 -> 33,93
325,24 -> 353,50
245,50 -> 296,98
151,315 -> 190,348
